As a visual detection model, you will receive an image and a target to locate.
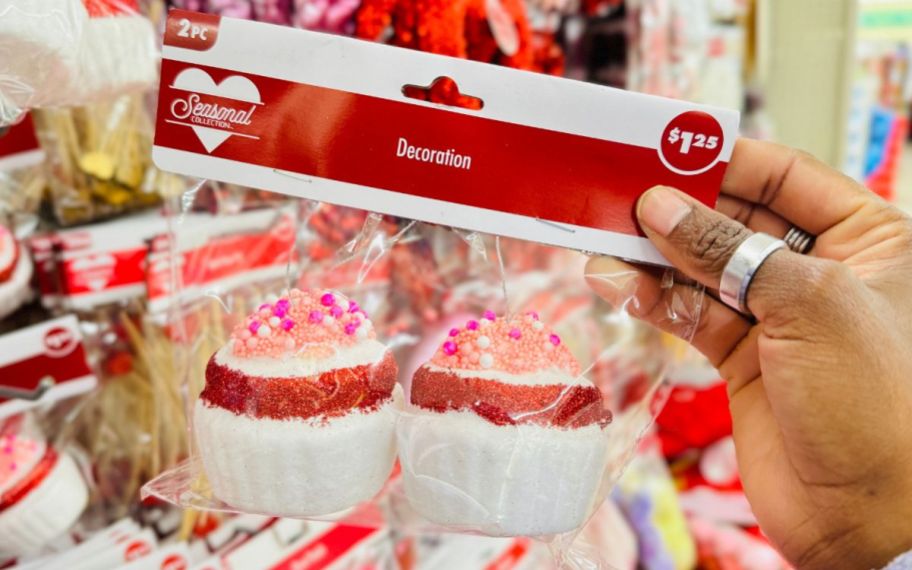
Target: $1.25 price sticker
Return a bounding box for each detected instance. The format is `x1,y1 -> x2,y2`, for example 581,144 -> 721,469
667,128 -> 718,154
659,111 -> 725,175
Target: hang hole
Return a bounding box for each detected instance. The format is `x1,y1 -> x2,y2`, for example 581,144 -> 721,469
402,76 -> 484,111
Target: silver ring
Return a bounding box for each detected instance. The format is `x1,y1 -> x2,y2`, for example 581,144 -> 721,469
719,233 -> 787,315
783,226 -> 815,254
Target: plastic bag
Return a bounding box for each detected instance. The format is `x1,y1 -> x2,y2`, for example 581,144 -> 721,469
33,94 -> 165,225
0,116 -> 44,320
142,183 -> 705,567
0,0 -> 158,127
0,411 -> 91,558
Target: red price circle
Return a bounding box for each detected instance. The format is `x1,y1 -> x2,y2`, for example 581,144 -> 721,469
659,111 -> 725,174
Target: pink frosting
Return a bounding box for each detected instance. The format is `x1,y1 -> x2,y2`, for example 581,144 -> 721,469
0,433 -> 44,491
230,288 -> 377,358
428,311 -> 581,376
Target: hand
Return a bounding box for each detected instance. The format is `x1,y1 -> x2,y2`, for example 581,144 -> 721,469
586,139 -> 912,569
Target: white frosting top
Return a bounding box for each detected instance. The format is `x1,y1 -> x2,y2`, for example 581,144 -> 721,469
421,364 -> 594,388
215,339 -> 387,378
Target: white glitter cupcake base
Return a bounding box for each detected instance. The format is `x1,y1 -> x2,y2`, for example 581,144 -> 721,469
0,452 -> 89,557
0,253 -> 33,321
399,408 -> 610,537
194,386 -> 401,517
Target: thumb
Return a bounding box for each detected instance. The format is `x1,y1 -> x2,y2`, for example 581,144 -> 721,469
636,185 -> 840,321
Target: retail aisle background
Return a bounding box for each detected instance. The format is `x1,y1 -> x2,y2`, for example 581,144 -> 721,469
900,145 -> 912,211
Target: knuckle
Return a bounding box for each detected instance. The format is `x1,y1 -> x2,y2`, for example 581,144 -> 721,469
790,148 -> 817,164
796,259 -> 854,304
690,217 -> 750,275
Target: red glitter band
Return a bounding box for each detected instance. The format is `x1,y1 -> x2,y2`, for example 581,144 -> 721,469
410,366 -> 612,429
201,351 -> 398,421
0,447 -> 59,513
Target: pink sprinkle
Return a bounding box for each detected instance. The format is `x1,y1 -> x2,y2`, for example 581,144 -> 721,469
509,328 -> 522,339
2,446 -> 11,454
348,301 -> 360,313
330,305 -> 344,318
344,323 -> 357,335
466,320 -> 479,331
248,320 -> 261,333
281,319 -> 295,331
308,311 -> 324,323
258,303 -> 271,311
273,306 -> 288,318
527,311 -> 539,320
549,334 -> 561,346
449,328 -> 460,337
275,298 -> 291,312
321,293 -> 336,306
443,341 -> 458,355
483,310 -> 496,321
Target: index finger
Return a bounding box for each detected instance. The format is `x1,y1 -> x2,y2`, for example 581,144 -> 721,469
721,138 -> 871,235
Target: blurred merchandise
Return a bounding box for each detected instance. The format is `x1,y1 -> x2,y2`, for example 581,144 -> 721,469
0,412 -> 90,560
0,1 -> 810,568
33,96 -> 165,226
0,0 -> 157,126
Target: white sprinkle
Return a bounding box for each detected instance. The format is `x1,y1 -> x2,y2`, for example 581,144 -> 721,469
479,318 -> 491,328
268,316 -> 281,327
544,342 -> 554,351
476,336 -> 491,349
532,321 -> 544,331
324,316 -> 335,325
364,320 -> 373,329
257,325 -> 271,338
356,326 -> 368,339
480,353 -> 494,369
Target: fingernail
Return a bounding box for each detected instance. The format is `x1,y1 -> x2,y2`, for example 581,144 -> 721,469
638,186 -> 691,237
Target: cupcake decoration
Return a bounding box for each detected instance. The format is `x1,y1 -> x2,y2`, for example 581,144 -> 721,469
0,415 -> 89,557
0,226 -> 33,319
401,310 -> 611,536
194,288 -> 400,517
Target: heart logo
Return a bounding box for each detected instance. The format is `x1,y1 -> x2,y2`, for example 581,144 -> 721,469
190,126 -> 232,154
70,254 -> 115,292
168,68 -> 262,154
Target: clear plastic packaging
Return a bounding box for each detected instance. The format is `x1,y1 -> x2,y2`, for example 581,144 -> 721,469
142,185 -> 706,567
33,94 -> 165,226
0,411 -> 90,558
0,222 -> 33,321
0,0 -> 158,127
0,115 -> 45,320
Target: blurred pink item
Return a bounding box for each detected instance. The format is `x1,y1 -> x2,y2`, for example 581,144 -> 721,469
576,499 -> 638,570
294,0 -> 360,33
688,516 -> 791,570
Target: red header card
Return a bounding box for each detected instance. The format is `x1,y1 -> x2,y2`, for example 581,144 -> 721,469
0,114 -> 43,172
0,315 -> 96,418
153,10 -> 740,266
